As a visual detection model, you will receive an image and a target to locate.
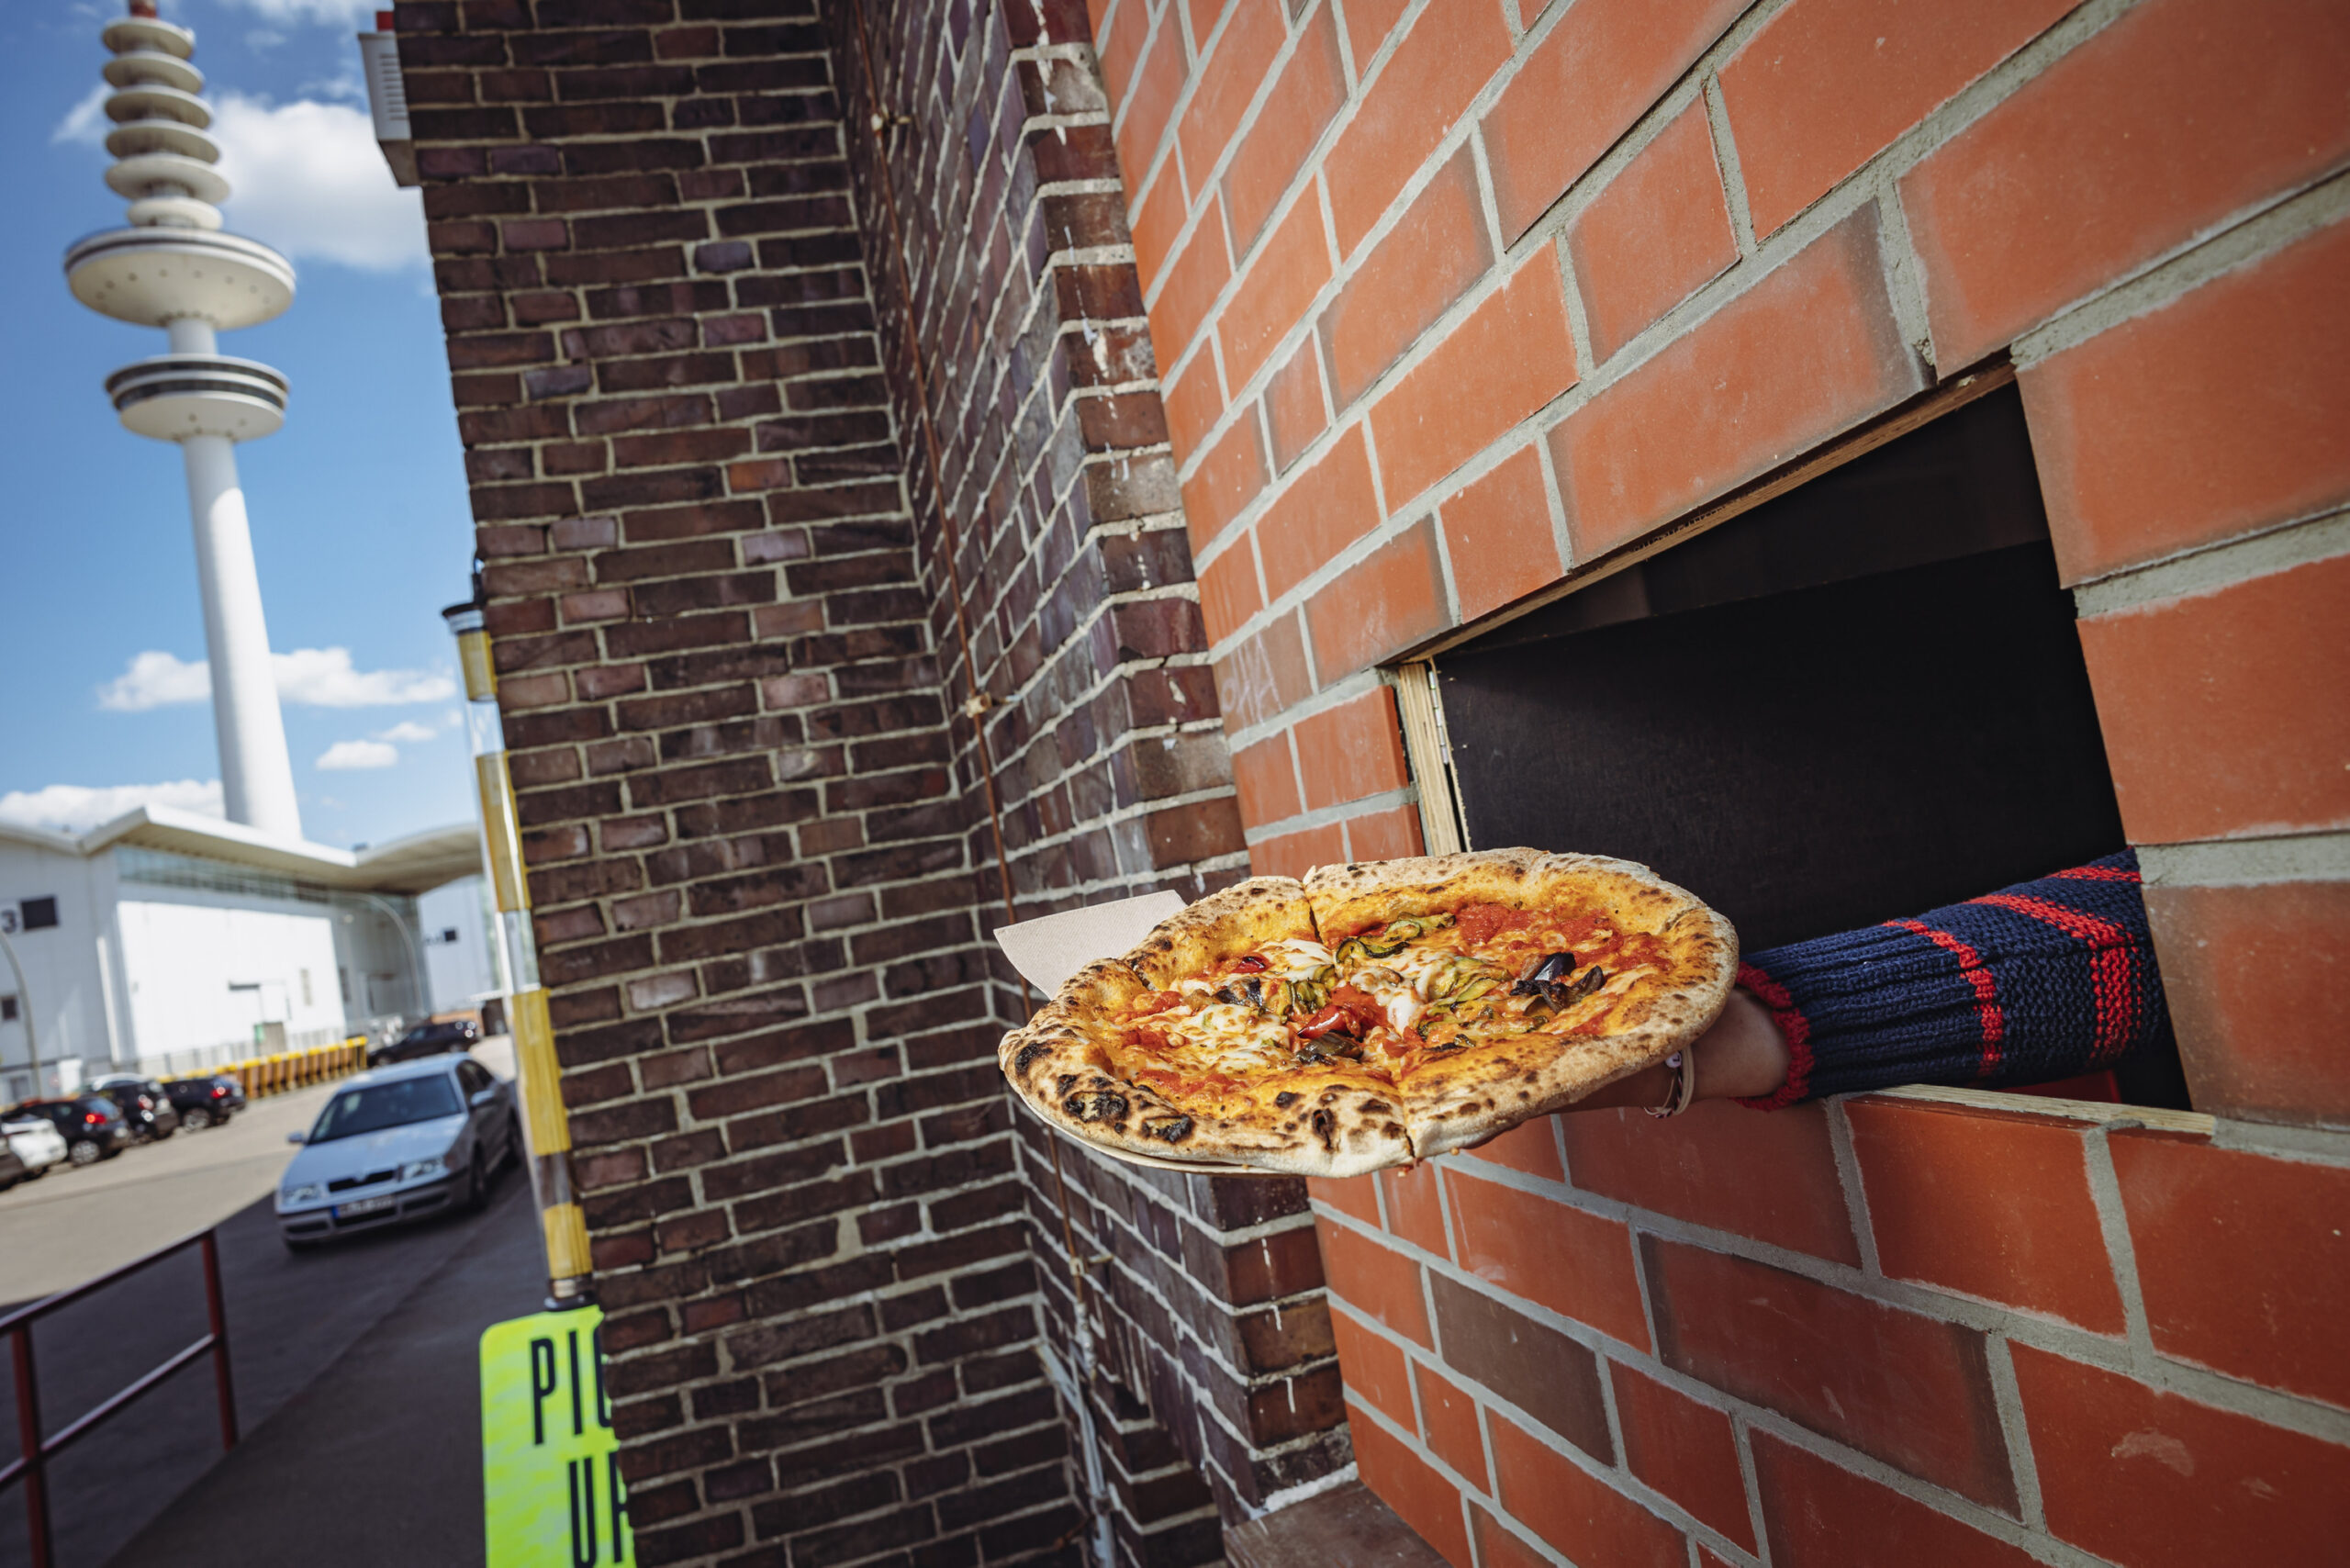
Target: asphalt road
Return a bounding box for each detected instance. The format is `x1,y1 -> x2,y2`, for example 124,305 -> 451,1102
0,1050 -> 544,1568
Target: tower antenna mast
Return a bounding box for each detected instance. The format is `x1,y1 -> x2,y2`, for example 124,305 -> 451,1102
67,0 -> 303,838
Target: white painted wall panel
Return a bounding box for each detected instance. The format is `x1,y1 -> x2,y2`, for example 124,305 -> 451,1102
115,898 -> 346,1057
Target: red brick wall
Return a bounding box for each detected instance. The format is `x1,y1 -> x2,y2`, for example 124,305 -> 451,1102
1088,0 -> 2350,1559
1310,1094 -> 2350,1565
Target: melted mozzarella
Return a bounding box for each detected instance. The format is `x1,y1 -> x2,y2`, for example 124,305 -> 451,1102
1262,938 -> 1334,978
1181,1002 -> 1293,1069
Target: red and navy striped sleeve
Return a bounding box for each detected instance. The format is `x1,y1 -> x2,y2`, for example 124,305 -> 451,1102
1734,852 -> 2173,1107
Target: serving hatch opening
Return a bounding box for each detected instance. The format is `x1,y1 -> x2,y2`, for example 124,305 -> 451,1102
1409,382 -> 2190,1109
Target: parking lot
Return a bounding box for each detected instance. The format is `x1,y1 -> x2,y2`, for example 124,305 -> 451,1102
1,1079 -> 339,1301
0,1047 -> 543,1567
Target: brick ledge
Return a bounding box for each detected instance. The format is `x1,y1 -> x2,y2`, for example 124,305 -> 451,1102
1223,1481 -> 1448,1568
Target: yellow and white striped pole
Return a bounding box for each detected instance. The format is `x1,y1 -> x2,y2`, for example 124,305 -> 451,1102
446,594 -> 594,1305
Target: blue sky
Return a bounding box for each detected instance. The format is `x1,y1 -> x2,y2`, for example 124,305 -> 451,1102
1,0 -> 479,850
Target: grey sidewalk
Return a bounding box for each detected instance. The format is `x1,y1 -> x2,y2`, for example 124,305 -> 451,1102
102,1180 -> 543,1567
0,1170 -> 539,1567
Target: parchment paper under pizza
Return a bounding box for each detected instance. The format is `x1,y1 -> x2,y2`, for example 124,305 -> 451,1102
997,848 -> 1740,1177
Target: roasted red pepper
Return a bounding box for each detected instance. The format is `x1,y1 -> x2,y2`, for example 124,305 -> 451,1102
1296,1005 -> 1350,1041
1297,985 -> 1383,1041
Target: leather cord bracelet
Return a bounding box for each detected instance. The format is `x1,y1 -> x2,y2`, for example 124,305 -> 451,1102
1645,1048 -> 1698,1119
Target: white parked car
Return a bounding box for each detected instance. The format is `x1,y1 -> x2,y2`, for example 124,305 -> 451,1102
3,1115 -> 69,1180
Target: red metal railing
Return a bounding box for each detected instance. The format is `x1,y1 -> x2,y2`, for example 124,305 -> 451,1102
0,1227 -> 238,1568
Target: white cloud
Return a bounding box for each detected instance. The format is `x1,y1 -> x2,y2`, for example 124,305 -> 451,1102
208,92 -> 427,271
296,63 -> 372,106
316,739 -> 398,770
52,84 -> 108,147
374,721 -> 437,744
274,648 -> 457,707
98,648 -> 457,711
0,779 -> 224,834
97,650 -> 214,711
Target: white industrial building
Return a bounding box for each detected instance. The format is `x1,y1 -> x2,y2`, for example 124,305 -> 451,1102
0,805 -> 497,1101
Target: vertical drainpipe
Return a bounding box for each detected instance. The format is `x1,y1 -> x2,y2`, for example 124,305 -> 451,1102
445,588 -> 595,1307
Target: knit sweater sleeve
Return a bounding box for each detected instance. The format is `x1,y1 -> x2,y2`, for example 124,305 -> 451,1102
1733,851 -> 2174,1108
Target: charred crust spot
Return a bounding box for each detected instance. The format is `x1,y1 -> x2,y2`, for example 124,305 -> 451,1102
1309,1108 -> 1337,1150
1142,1115 -> 1193,1145
1383,1121 -> 1404,1137
1056,1073 -> 1078,1098
1062,1090 -> 1129,1126
1013,1043 -> 1049,1078
1360,1099 -> 1392,1114
1318,1090 -> 1340,1106
1273,1092 -> 1299,1108
1088,1073 -> 1113,1089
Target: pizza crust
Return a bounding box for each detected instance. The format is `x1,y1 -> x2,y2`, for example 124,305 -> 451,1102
998,854 -> 1737,1177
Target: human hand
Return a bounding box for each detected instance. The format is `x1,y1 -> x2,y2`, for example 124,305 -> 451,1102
1564,988 -> 1792,1113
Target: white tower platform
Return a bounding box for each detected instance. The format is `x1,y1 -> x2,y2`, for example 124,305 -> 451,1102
67,1 -> 303,840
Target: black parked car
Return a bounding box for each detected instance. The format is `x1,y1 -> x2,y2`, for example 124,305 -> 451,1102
163,1073 -> 247,1130
0,1140 -> 28,1191
88,1075 -> 181,1141
8,1097 -> 131,1166
368,1018 -> 480,1067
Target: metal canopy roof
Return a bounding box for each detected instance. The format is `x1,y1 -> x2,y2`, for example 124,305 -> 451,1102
0,806 -> 479,896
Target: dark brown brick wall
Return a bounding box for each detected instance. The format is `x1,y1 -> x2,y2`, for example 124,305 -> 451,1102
829,0 -> 1347,1555
400,0 -> 1348,1561
399,2 -> 1081,1563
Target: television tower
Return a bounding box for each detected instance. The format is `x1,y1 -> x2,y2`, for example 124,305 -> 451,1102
66,0 -> 303,838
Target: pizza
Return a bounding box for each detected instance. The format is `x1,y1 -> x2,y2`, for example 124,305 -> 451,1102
997,848 -> 1738,1177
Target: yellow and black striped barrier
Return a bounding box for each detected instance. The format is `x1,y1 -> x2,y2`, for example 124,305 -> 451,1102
448,598 -> 594,1302
205,1037 -> 366,1099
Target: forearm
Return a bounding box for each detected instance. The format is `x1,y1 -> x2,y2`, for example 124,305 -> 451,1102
1572,851 -> 2173,1113
1733,853 -> 2171,1106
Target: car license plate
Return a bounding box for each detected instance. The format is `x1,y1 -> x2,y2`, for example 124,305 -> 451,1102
335,1195 -> 397,1219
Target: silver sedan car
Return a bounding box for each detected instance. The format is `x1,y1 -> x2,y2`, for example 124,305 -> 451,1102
276,1055 -> 520,1250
